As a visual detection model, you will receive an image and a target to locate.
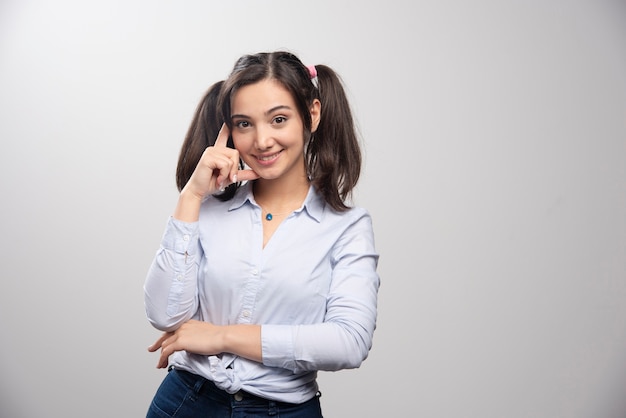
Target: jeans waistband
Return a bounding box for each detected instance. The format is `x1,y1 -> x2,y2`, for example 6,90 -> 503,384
173,367 -> 278,405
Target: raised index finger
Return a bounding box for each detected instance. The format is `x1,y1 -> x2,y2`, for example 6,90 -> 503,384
214,123 -> 230,148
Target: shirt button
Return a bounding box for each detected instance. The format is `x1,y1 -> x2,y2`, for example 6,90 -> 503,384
234,392 -> 244,401
183,235 -> 189,241
242,310 -> 250,318
176,274 -> 184,281
251,269 -> 258,276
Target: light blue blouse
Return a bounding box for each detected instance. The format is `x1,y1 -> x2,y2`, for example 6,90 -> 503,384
144,182 -> 380,404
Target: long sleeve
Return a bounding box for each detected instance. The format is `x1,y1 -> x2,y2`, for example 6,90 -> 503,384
144,217 -> 202,332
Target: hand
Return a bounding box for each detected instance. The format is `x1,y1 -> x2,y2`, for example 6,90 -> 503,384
183,124 -> 259,200
147,320 -> 225,369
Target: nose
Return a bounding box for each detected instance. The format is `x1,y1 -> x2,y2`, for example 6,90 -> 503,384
254,125 -> 274,151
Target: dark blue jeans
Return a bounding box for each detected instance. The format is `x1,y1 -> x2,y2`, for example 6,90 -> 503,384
146,368 -> 323,417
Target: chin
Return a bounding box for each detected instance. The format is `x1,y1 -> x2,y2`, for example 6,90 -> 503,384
256,172 -> 282,181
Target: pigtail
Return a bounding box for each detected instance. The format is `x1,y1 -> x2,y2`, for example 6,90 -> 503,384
175,81 -> 226,191
307,65 -> 362,211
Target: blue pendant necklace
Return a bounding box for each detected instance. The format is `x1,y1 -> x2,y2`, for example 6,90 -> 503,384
264,211 -> 290,221
263,210 -> 291,221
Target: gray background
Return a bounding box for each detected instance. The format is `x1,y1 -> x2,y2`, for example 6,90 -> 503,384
1,1 -> 625,417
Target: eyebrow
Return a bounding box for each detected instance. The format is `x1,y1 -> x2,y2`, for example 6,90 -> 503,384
231,105 -> 293,120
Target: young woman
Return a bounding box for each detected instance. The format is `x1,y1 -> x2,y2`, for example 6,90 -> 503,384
144,51 -> 380,417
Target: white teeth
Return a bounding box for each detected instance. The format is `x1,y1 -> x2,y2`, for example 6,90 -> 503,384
258,153 -> 279,161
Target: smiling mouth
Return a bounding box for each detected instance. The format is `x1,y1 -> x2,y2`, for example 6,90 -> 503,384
256,150 -> 282,163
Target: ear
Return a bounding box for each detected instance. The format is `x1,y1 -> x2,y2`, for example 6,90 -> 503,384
309,99 -> 321,133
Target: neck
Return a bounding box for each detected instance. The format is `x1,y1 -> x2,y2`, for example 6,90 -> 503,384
253,175 -> 310,212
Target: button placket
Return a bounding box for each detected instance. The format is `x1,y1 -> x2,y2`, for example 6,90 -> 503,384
238,267 -> 260,323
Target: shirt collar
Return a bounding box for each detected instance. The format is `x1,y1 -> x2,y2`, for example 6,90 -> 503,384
228,181 -> 325,223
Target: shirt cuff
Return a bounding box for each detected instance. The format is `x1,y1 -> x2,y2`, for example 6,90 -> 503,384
261,324 -> 295,370
161,216 -> 200,255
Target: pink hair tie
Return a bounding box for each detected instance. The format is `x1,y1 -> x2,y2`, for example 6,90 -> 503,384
306,64 -> 317,79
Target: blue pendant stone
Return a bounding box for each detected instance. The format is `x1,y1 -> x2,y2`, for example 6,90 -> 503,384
265,213 -> 273,221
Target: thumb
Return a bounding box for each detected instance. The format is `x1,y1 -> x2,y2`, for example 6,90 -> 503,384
236,168 -> 260,183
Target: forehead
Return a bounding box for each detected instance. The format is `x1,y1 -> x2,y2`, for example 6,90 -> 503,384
231,79 -> 296,112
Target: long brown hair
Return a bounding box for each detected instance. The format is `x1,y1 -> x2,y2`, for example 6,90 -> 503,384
176,51 -> 361,211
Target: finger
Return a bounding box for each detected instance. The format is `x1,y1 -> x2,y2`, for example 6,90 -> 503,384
217,168 -> 260,192
214,123 -> 230,148
147,332 -> 172,352
236,168 -> 260,183
154,337 -> 172,368
220,165 -> 258,190
157,350 -> 170,369
157,338 -> 179,369
216,160 -> 236,191
214,152 -> 243,190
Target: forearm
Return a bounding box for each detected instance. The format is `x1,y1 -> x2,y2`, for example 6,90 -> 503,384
222,324 -> 263,363
173,188 -> 203,222
150,320 -> 262,368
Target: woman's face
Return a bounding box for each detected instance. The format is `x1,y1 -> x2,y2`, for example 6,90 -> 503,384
230,79 -> 319,181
